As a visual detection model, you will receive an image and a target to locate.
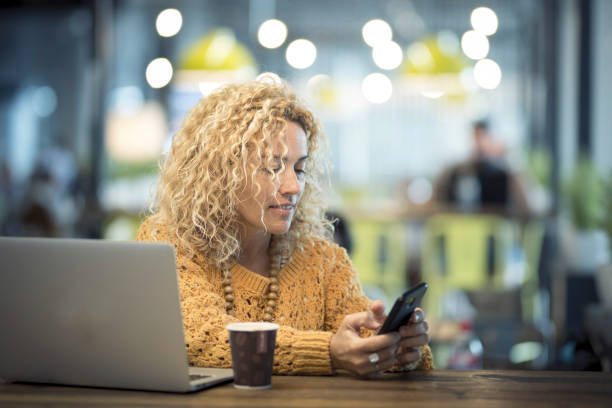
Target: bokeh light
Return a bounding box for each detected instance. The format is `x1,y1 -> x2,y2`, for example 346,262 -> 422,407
407,177 -> 433,204
31,86 -> 57,117
471,7 -> 498,36
473,58 -> 502,89
437,30 -> 460,55
256,72 -> 283,85
257,19 -> 288,49
361,73 -> 392,104
156,8 -> 182,38
306,74 -> 338,107
286,39 -> 317,69
145,58 -> 173,88
461,30 -> 489,60
372,40 -> 403,70
362,19 -> 393,47
407,42 -> 434,70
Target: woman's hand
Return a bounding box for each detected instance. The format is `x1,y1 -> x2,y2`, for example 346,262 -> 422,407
329,300 -> 400,377
395,307 -> 430,368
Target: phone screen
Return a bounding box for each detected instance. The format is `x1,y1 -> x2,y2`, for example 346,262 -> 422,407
378,282 -> 427,334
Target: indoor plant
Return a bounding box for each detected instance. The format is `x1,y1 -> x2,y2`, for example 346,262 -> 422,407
596,170 -> 612,309
563,157 -> 608,273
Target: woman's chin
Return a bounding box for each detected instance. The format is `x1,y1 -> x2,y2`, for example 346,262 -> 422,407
267,221 -> 292,235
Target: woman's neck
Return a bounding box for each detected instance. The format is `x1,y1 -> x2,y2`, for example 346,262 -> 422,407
237,231 -> 271,277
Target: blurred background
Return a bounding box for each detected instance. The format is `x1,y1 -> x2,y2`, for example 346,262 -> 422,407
1,0 -> 612,371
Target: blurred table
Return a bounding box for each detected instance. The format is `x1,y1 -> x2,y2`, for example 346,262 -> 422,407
585,305 -> 612,371
2,370 -> 612,408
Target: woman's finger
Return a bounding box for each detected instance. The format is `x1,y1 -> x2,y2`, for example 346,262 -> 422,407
399,333 -> 430,349
369,300 -> 387,325
360,347 -> 397,377
362,343 -> 397,364
398,321 -> 429,338
360,331 -> 401,353
410,307 -> 426,323
397,346 -> 422,365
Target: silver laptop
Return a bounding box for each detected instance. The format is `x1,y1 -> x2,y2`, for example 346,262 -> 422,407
0,236 -> 233,392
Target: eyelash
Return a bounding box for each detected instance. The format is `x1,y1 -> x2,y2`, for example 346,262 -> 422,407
262,167 -> 306,178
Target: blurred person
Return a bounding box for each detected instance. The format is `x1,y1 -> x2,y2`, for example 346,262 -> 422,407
137,78 -> 433,376
17,146 -> 79,237
19,165 -> 57,237
434,120 -> 530,215
0,162 -> 17,235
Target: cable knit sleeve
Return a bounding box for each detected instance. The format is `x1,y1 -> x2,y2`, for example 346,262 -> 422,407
322,241 -> 434,371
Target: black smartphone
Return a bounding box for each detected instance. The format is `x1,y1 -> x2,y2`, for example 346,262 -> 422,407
377,282 -> 428,334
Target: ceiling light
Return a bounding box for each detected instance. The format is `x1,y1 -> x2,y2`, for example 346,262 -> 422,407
461,30 -> 489,60
372,41 -> 403,70
257,19 -> 288,49
473,59 -> 502,89
471,7 -> 498,36
362,19 -> 393,47
286,39 -> 316,69
156,8 -> 182,38
361,73 -> 392,104
145,58 -> 173,88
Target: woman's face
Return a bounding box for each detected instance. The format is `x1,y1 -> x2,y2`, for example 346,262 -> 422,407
236,121 -> 308,239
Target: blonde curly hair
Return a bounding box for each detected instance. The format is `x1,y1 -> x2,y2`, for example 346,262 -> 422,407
147,78 -> 332,268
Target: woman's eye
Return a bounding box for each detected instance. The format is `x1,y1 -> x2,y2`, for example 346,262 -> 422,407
261,167 -> 280,175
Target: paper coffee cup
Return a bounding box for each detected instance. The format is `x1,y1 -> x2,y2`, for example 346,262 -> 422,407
226,322 -> 279,389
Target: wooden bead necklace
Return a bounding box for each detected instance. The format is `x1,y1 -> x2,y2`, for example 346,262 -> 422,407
222,241 -> 288,322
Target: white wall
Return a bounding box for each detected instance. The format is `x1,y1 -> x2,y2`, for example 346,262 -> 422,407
592,0 -> 612,175
558,0 -> 580,178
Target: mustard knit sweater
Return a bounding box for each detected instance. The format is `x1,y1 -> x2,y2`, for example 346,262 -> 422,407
137,219 -> 433,375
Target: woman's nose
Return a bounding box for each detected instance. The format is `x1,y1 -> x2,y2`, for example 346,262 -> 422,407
279,169 -> 301,195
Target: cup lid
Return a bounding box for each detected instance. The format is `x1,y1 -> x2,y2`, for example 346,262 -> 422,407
226,322 -> 280,331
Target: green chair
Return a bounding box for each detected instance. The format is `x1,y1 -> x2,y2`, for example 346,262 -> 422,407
421,213 -> 515,319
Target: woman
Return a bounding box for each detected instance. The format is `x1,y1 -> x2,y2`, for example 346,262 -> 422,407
137,77 -> 433,376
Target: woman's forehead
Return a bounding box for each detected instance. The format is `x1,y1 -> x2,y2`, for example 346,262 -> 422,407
272,122 -> 307,154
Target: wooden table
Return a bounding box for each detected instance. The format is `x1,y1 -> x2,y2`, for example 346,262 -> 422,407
1,370 -> 611,408
586,305 -> 612,371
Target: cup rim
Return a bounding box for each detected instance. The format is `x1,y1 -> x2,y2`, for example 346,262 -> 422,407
226,322 -> 280,332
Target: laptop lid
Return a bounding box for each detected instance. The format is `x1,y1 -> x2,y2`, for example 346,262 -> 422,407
0,237 -> 232,392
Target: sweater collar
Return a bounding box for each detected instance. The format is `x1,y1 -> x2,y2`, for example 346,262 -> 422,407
229,246 -> 309,293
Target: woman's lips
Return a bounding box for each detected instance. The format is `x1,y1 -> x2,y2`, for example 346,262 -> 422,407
269,204 -> 294,216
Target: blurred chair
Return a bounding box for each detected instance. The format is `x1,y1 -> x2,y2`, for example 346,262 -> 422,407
349,217 -> 410,307
421,213 -> 515,315
421,213 -> 551,368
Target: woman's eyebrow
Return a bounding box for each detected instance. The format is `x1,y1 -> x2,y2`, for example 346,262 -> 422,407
274,155 -> 309,163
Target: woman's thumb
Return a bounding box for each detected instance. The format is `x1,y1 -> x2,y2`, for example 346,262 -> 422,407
370,300 -> 387,324
343,311 -> 381,332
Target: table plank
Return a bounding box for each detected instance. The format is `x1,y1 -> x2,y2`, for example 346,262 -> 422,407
1,370 -> 612,408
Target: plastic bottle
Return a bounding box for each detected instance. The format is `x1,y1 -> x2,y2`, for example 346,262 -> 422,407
447,320 -> 484,369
